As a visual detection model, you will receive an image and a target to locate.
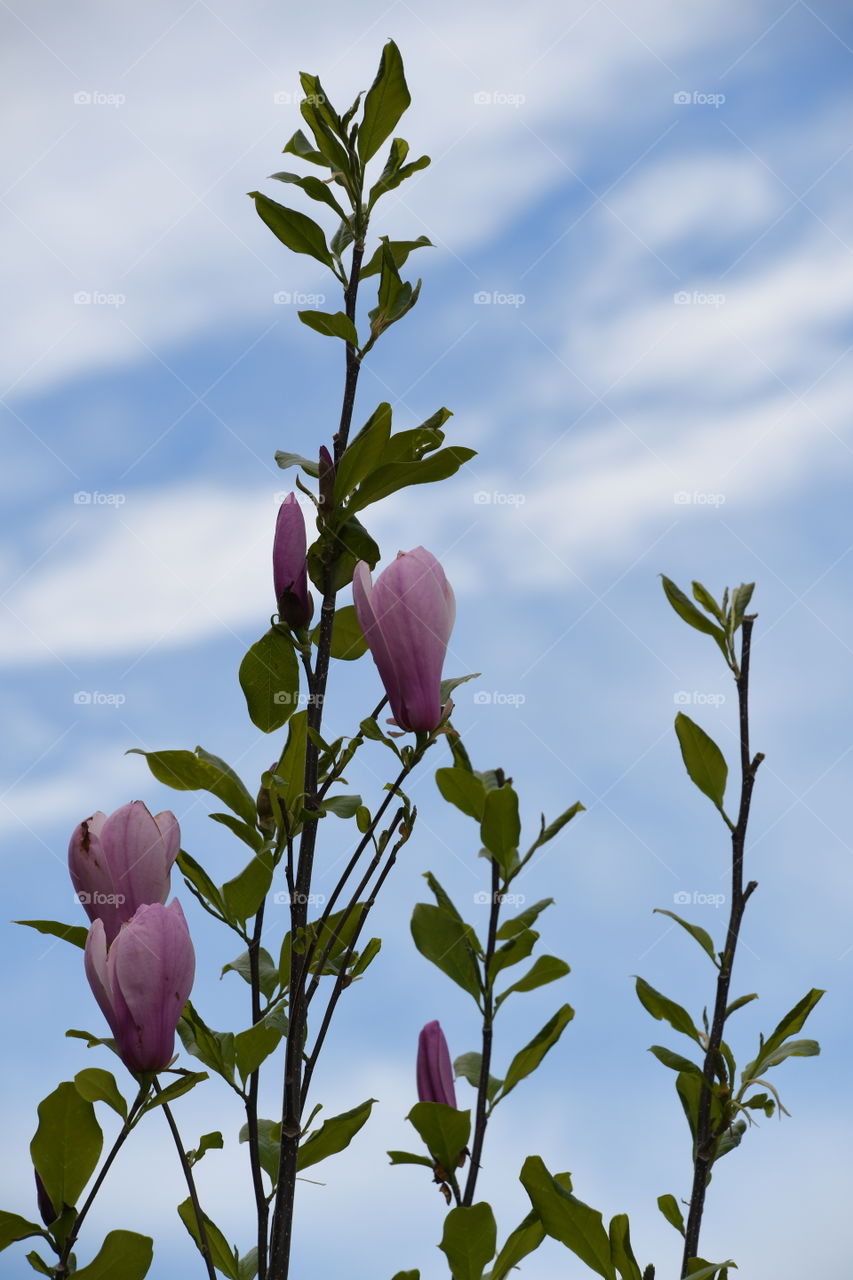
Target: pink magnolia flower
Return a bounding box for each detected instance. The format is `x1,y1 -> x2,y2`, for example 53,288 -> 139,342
273,493 -> 313,627
353,547 -> 455,733
69,802 -> 179,944
417,1020 -> 457,1108
84,901 -> 195,1073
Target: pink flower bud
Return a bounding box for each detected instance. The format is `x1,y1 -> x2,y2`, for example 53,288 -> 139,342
417,1020 -> 457,1108
353,548 -> 455,733
69,802 -> 179,944
84,901 -> 195,1074
273,493 -> 313,628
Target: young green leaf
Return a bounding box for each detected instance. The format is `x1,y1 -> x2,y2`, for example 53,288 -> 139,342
410,903 -> 482,1001
609,1214 -> 643,1280
298,309 -> 359,345
268,170 -> 347,219
490,1211 -> 546,1280
15,920 -> 88,950
674,712 -> 728,813
73,1069 -> 127,1121
72,1230 -> 154,1280
520,1156 -> 615,1280
436,766 -> 487,821
358,40 -> 411,165
127,746 -> 257,826
407,1101 -> 471,1173
30,1083 -> 103,1217
480,784 -> 521,876
495,955 -> 571,1009
498,1005 -> 574,1099
250,192 -> 336,272
657,1194 -> 685,1237
177,1199 -> 239,1280
238,628 -> 300,734
439,1203 -> 497,1280
297,1099 -> 376,1171
652,908 -> 718,966
634,977 -> 702,1043
360,236 -> 433,278
0,1212 -> 45,1253
661,575 -> 728,662
453,1052 -> 503,1103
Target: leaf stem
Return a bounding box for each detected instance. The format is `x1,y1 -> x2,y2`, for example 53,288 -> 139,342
157,1083 -> 217,1280
681,617 -> 762,1274
462,858 -> 501,1206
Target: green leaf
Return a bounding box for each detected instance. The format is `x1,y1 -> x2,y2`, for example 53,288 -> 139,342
127,746 -> 256,826
691,581 -> 724,622
239,628 -> 300,734
527,802 -> 585,856
490,1211 -> 546,1280
239,1119 -> 281,1183
726,993 -> 758,1020
495,955 -> 571,1009
187,1131 -> 224,1167
25,1250 -> 54,1274
142,1073 -> 208,1112
73,1069 -> 127,1120
453,1052 -> 503,1103
30,1082 -> 103,1215
272,710 -> 308,821
674,713 -> 728,813
282,128 -> 332,168
653,909 -> 718,965
178,850 -> 226,918
0,1211 -> 44,1252
729,582 -> 755,633
407,1102 -> 471,1174
298,309 -> 359,345
358,40 -> 411,164
221,850 -> 275,924
661,575 -> 728,661
250,192 -> 335,271
368,138 -> 430,207
73,1231 -> 153,1280
609,1215 -> 642,1280
177,1198 -> 239,1279
234,1009 -> 287,1085
177,1003 -> 235,1085
323,793 -> 363,818
387,1150 -> 435,1169
423,872 -> 472,927
744,1038 -> 820,1078
323,605 -> 368,659
268,170 -> 347,219
221,948 -> 279,1000
439,1203 -> 497,1280
390,1273 -> 420,1280
634,977 -> 702,1043
346,447 -> 477,514
489,929 -> 538,982
15,919 -> 87,949
410,903 -> 482,1001
274,450 -> 319,477
747,988 -> 824,1068
520,1156 -> 615,1280
495,898 -> 554,941
480,784 -> 521,876
648,1045 -> 706,1078
657,1194 -> 685,1237
209,812 -> 264,852
684,1262 -> 737,1280
361,236 -> 433,278
297,1098 -> 375,1171
334,403 -> 393,499
440,671 -> 479,704
436,767 -> 487,821
499,1005 -> 574,1099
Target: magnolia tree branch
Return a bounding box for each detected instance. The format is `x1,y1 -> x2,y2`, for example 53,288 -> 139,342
681,617 -> 762,1273
462,857 -> 501,1206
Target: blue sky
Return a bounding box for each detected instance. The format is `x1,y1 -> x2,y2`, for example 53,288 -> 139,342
3,1 -> 853,1276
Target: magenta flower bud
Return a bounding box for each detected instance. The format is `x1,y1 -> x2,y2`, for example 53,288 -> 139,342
84,901 -> 195,1074
34,1171 -> 55,1226
352,548 -> 455,733
417,1020 -> 457,1108
318,444 -> 335,511
273,493 -> 313,628
69,802 -> 180,944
